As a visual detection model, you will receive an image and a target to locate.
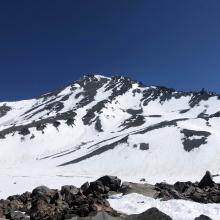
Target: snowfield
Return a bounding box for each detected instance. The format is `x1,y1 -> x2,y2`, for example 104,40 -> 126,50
0,75 -> 220,218
108,193 -> 220,220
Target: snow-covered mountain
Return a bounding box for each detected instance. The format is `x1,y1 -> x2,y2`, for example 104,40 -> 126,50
0,74 -> 220,197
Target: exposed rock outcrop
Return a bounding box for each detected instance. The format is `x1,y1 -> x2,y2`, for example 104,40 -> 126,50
0,173 -> 218,220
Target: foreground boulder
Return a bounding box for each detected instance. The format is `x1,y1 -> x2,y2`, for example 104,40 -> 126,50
126,207 -> 172,220
194,215 -> 213,220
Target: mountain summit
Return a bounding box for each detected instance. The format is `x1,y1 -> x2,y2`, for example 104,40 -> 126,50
0,75 -> 220,197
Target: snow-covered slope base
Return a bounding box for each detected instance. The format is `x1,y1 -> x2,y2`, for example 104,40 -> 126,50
0,75 -> 220,198
109,193 -> 220,220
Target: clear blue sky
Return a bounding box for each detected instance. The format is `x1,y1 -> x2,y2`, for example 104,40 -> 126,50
0,0 -> 220,101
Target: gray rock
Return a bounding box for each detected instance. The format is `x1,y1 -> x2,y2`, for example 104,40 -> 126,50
119,182 -> 160,198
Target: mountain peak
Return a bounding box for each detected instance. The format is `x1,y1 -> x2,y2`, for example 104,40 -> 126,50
0,74 -> 220,189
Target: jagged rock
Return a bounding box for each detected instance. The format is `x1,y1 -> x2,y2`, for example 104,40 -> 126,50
96,176 -> 121,192
29,198 -> 56,220
9,199 -> 24,212
31,186 -> 57,203
51,191 -> 63,204
19,192 -> 31,204
89,181 -> 106,195
155,182 -> 184,200
61,185 -> 79,204
80,182 -> 90,194
198,171 -> 215,189
184,185 -> 196,196
194,215 -> 213,220
174,181 -> 191,193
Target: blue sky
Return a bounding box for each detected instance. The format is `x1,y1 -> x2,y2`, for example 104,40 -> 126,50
0,0 -> 220,101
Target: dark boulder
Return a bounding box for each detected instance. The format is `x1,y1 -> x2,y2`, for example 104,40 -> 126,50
36,123 -> 46,131
61,185 -> 79,204
76,204 -> 90,217
89,180 -> 106,195
194,214 -> 212,220
174,181 -> 191,193
31,185 -> 56,203
80,182 -> 90,194
198,171 -> 215,189
18,128 -> 30,136
126,207 -> 173,220
139,143 -> 149,150
96,176 -> 121,192
61,185 -> 79,196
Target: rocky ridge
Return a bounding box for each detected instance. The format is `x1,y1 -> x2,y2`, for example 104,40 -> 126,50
0,172 -> 219,220
0,75 -> 220,181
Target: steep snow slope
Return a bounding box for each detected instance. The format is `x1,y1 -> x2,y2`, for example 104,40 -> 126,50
0,75 -> 220,197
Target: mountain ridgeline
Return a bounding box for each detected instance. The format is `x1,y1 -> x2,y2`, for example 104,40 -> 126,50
0,75 -> 220,178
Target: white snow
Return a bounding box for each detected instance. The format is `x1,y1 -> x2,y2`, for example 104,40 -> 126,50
108,193 -> 220,220
0,75 -> 220,208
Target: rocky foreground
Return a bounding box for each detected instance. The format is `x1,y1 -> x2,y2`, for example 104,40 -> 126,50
0,172 -> 219,220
